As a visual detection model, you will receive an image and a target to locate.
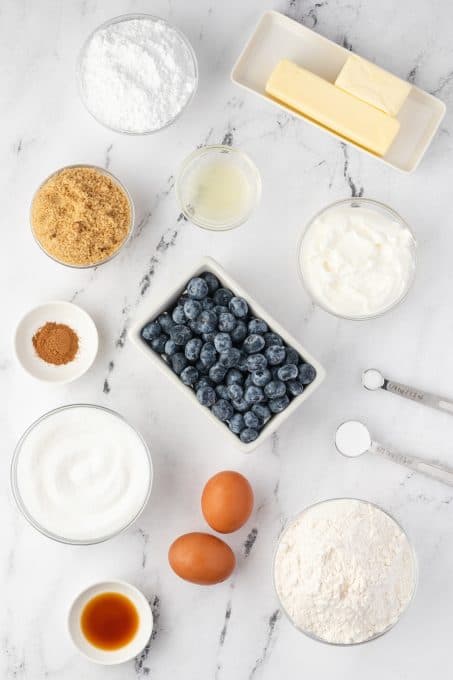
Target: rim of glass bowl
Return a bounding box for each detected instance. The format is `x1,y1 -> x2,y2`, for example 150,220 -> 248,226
10,404 -> 153,546
29,164 -> 135,269
297,198 -> 417,320
175,145 -> 262,231
77,13 -> 199,136
273,497 -> 418,647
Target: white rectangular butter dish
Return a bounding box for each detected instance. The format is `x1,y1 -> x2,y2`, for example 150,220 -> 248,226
231,11 -> 446,173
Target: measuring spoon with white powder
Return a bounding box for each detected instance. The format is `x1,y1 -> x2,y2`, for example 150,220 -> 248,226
335,420 -> 453,487
362,368 -> 453,416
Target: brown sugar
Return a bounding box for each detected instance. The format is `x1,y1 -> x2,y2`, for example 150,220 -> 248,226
31,166 -> 132,266
32,322 -> 79,365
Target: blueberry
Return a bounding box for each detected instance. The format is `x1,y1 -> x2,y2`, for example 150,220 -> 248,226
202,331 -> 217,343
243,334 -> 265,354
195,360 -> 209,376
185,338 -> 202,361
141,320 -> 161,341
285,347 -> 300,365
169,324 -> 192,346
202,298 -> 215,311
180,365 -> 199,386
232,397 -> 249,413
277,364 -> 299,381
213,288 -> 233,306
158,312 -> 174,333
218,348 -> 241,368
227,383 -> 243,401
265,345 -> 286,366
244,385 -> 265,404
212,399 -> 234,422
229,296 -> 248,319
229,413 -> 245,434
231,320 -> 247,344
264,380 -> 286,399
252,404 -> 272,425
248,318 -> 268,335
196,376 -> 214,391
218,312 -> 236,333
287,380 -> 304,397
189,320 -> 200,334
187,277 -> 209,300
151,335 -> 168,353
203,272 -> 220,294
172,305 -> 186,324
216,384 -> 229,400
246,353 -> 267,372
197,310 -> 217,333
214,305 -> 229,317
269,395 -> 290,413
226,369 -> 243,386
240,428 -> 259,443
196,385 -> 217,407
264,332 -> 283,347
298,363 -> 316,385
214,332 -> 232,353
165,339 -> 177,356
209,363 -> 228,383
184,299 -> 202,320
200,342 -> 217,367
251,368 -> 272,387
244,411 -> 260,429
171,353 -> 188,375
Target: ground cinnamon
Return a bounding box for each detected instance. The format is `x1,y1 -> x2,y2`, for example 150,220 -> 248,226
32,322 -> 79,365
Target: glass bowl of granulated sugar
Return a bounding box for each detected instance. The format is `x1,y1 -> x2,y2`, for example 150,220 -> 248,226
273,498 -> 417,646
77,14 -> 198,135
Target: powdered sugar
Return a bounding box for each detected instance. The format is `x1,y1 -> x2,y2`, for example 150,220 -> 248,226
274,499 -> 416,644
79,16 -> 197,133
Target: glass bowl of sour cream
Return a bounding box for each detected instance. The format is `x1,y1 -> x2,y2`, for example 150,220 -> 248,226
298,198 -> 417,320
11,404 -> 153,545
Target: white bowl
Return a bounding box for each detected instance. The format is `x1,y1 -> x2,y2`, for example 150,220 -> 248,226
68,580 -> 153,665
128,256 -> 325,453
14,301 -> 98,384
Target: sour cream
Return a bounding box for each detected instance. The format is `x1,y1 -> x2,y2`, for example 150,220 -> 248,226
299,201 -> 416,318
15,405 -> 152,542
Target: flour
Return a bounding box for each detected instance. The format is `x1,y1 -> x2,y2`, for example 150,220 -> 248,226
274,499 -> 416,644
79,16 -> 197,133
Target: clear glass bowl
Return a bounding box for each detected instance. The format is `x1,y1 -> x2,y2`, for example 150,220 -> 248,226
30,164 -> 135,269
273,498 -> 418,646
297,198 -> 417,320
175,145 -> 262,231
11,404 -> 153,545
77,13 -> 198,135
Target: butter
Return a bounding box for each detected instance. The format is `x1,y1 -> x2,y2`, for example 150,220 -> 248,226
266,60 -> 400,157
335,55 -> 411,116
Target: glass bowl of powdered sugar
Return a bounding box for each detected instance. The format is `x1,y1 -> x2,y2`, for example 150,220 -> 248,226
77,14 -> 198,135
273,498 -> 417,645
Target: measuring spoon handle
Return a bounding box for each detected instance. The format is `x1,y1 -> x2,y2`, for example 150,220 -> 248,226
370,440 -> 453,487
384,379 -> 453,416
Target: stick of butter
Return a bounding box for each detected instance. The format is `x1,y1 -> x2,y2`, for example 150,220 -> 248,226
265,60 -> 400,157
335,55 -> 411,116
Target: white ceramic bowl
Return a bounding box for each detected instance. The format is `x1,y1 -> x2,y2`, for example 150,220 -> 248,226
129,256 -> 325,453
14,301 -> 99,383
68,580 -> 153,665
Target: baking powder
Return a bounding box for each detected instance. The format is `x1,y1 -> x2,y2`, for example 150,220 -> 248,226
274,499 -> 416,644
79,16 -> 197,133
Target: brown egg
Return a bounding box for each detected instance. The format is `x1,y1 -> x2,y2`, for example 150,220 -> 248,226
201,471 -> 254,533
168,532 -> 236,585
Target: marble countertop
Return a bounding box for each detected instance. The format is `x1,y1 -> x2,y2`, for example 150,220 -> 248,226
1,0 -> 452,677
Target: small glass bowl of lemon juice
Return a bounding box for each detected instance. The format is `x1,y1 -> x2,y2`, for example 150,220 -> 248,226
176,145 -> 261,231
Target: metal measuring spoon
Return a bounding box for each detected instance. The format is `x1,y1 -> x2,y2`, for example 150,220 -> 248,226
335,420 -> 453,487
362,368 -> 453,416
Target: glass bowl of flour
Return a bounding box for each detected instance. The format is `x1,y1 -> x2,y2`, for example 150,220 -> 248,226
273,498 -> 417,645
77,14 -> 198,135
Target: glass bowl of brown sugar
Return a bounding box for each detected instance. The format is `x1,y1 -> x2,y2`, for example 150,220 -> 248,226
30,164 -> 135,268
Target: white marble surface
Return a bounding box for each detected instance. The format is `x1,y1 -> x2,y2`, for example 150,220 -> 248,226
1,0 -> 453,677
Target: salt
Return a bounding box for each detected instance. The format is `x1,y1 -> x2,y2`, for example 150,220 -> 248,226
79,16 -> 197,134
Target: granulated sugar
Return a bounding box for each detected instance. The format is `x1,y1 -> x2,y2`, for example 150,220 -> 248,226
79,16 -> 197,133
274,499 -> 416,644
